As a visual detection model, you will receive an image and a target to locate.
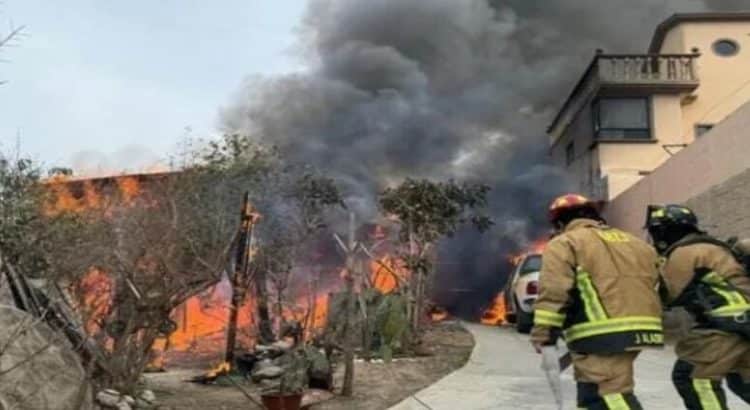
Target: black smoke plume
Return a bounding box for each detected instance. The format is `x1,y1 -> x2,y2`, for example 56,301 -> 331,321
221,0 -> 750,317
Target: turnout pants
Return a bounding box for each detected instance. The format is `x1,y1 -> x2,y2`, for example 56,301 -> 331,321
673,329 -> 750,409
572,351 -> 643,409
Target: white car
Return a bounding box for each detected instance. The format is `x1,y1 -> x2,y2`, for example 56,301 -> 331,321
503,253 -> 542,333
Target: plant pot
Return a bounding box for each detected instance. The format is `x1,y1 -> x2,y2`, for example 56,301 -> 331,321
261,393 -> 303,410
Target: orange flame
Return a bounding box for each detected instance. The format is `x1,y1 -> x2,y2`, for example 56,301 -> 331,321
480,293 -> 507,326
430,307 -> 449,322
44,174 -> 142,216
45,174 -> 335,364
71,267 -> 114,335
370,256 -> 409,294
206,361 -> 231,378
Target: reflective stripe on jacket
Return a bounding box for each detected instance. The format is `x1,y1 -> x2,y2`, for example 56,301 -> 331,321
531,218 -> 664,354
662,235 -> 750,329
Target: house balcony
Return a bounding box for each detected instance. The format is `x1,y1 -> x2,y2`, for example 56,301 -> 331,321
548,52 -> 700,140
596,53 -> 700,92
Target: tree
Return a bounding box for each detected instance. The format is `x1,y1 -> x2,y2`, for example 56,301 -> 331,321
378,179 -> 492,334
45,170 -> 241,392
0,20 -> 26,85
199,135 -> 343,358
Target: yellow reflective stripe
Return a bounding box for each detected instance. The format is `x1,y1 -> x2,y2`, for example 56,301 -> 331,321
702,272 -> 746,306
710,304 -> 750,317
577,268 -> 608,321
603,393 -> 631,410
534,309 -> 565,327
692,379 -> 722,410
564,316 -> 662,342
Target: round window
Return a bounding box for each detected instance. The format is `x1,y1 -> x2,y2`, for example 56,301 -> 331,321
713,39 -> 740,57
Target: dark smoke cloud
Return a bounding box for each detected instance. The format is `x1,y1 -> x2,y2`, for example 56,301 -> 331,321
222,0 -> 750,317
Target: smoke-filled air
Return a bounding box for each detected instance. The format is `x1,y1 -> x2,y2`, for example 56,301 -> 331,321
220,0 -> 750,316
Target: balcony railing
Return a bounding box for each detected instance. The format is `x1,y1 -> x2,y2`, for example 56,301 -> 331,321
596,53 -> 700,86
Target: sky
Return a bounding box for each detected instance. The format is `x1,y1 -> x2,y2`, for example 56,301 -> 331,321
0,1 -> 306,174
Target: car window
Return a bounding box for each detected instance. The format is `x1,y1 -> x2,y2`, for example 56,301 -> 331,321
519,254 -> 542,275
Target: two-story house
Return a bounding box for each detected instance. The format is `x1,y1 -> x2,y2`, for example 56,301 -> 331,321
549,13 -> 750,200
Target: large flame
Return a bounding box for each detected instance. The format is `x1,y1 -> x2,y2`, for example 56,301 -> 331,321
480,238 -> 549,326
45,175 -> 402,366
370,255 -> 409,294
44,174 -> 142,215
480,293 -> 507,326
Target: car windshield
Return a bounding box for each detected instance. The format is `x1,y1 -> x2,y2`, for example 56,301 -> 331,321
519,254 -> 542,275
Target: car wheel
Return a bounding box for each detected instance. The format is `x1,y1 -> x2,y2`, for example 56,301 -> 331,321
516,309 -> 533,334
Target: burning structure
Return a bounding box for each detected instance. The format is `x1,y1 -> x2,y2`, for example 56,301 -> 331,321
41,172 -> 434,370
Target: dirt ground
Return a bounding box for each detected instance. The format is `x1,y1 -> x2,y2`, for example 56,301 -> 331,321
144,320 -> 474,410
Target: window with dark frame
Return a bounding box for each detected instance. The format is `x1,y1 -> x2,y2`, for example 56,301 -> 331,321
565,141 -> 575,166
695,124 -> 714,138
593,98 -> 651,140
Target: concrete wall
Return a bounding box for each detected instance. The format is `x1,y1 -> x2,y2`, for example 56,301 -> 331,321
606,100 -> 750,239
686,168 -> 750,239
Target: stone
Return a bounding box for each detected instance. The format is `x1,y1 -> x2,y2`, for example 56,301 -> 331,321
134,398 -> 157,409
139,390 -> 156,403
96,390 -> 121,407
123,395 -> 135,405
115,401 -> 132,410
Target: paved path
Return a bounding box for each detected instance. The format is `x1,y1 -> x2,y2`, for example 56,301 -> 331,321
390,323 -> 745,410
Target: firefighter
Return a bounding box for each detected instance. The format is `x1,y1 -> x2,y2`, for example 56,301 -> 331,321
646,204 -> 750,409
531,194 -> 664,410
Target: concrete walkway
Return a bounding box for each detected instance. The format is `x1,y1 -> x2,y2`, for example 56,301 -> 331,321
390,323 -> 745,410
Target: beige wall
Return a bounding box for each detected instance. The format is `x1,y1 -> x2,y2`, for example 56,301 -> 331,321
659,22 -> 750,142
554,95 -> 690,199
606,100 -> 750,238
595,95 -> 685,198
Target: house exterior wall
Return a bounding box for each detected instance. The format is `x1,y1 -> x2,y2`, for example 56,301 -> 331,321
596,95 -> 686,198
550,99 -> 598,197
605,100 -> 750,238
660,22 -> 750,142
659,25 -> 685,53
553,95 -> 687,200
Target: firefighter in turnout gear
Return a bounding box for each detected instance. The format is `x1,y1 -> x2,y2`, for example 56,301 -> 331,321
532,194 -> 664,410
647,204 -> 750,409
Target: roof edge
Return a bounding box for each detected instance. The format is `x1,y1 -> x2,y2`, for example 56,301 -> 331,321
649,12 -> 750,53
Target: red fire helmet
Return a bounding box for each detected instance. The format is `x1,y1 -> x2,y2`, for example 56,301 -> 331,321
548,193 -> 598,223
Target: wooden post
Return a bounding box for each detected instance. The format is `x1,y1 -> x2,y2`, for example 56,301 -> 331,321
408,221 -> 420,334
342,212 -> 357,397
225,192 -> 258,364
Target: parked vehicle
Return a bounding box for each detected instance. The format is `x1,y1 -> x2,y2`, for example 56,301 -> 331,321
503,253 -> 542,333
